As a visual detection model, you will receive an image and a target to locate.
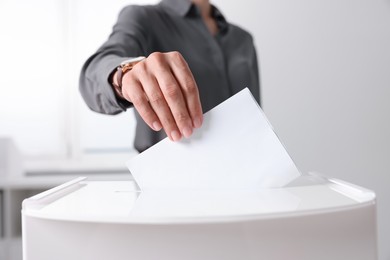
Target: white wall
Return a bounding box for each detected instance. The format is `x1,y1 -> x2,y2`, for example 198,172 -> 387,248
1,0 -> 388,258
0,0 -> 69,157
213,0 -> 390,259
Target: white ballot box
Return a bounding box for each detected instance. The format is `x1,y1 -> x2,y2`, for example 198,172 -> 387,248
22,174 -> 377,260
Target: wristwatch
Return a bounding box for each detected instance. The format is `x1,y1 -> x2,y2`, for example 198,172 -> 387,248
113,56 -> 145,96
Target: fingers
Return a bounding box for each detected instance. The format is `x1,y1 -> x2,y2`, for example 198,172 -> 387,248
138,64 -> 184,141
122,77 -> 162,132
151,55 -> 194,139
168,52 -> 203,129
121,51 -> 203,141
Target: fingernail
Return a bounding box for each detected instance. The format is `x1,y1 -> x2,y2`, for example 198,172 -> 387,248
152,121 -> 162,131
193,116 -> 203,128
182,126 -> 192,138
171,130 -> 181,141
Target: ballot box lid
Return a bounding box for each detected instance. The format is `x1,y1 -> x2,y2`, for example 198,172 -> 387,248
22,174 -> 375,224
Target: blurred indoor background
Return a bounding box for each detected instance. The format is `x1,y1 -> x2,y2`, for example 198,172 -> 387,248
0,0 -> 389,259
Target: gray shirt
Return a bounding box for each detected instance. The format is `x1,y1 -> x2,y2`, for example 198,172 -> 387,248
79,0 -> 260,152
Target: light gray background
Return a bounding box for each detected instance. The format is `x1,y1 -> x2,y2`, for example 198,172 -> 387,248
2,0 -> 387,259
212,0 -> 389,258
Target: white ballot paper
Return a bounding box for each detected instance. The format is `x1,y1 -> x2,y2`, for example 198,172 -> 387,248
127,88 -> 301,190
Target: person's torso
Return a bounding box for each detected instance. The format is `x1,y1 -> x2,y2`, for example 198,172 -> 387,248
129,3 -> 260,152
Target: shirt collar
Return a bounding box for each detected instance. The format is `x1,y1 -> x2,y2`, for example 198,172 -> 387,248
160,0 -> 192,17
160,0 -> 229,34
211,5 -> 228,34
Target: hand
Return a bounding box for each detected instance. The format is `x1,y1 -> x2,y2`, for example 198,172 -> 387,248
120,51 -> 203,141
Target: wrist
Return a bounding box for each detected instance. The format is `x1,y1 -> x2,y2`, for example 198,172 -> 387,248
111,56 -> 146,98
111,70 -> 123,98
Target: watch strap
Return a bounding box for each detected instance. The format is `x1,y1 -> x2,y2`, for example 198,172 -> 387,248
114,66 -> 124,96
113,56 -> 146,97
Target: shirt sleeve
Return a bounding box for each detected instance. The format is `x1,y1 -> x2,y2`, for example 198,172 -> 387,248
79,5 -> 149,115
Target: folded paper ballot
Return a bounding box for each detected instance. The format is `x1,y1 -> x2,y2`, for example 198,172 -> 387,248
127,88 -> 301,190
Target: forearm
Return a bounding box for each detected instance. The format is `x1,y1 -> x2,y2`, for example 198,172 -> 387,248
78,6 -> 203,141
79,51 -> 131,115
79,5 -> 148,115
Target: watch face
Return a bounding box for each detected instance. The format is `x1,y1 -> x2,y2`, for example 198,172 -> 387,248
120,56 -> 146,66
